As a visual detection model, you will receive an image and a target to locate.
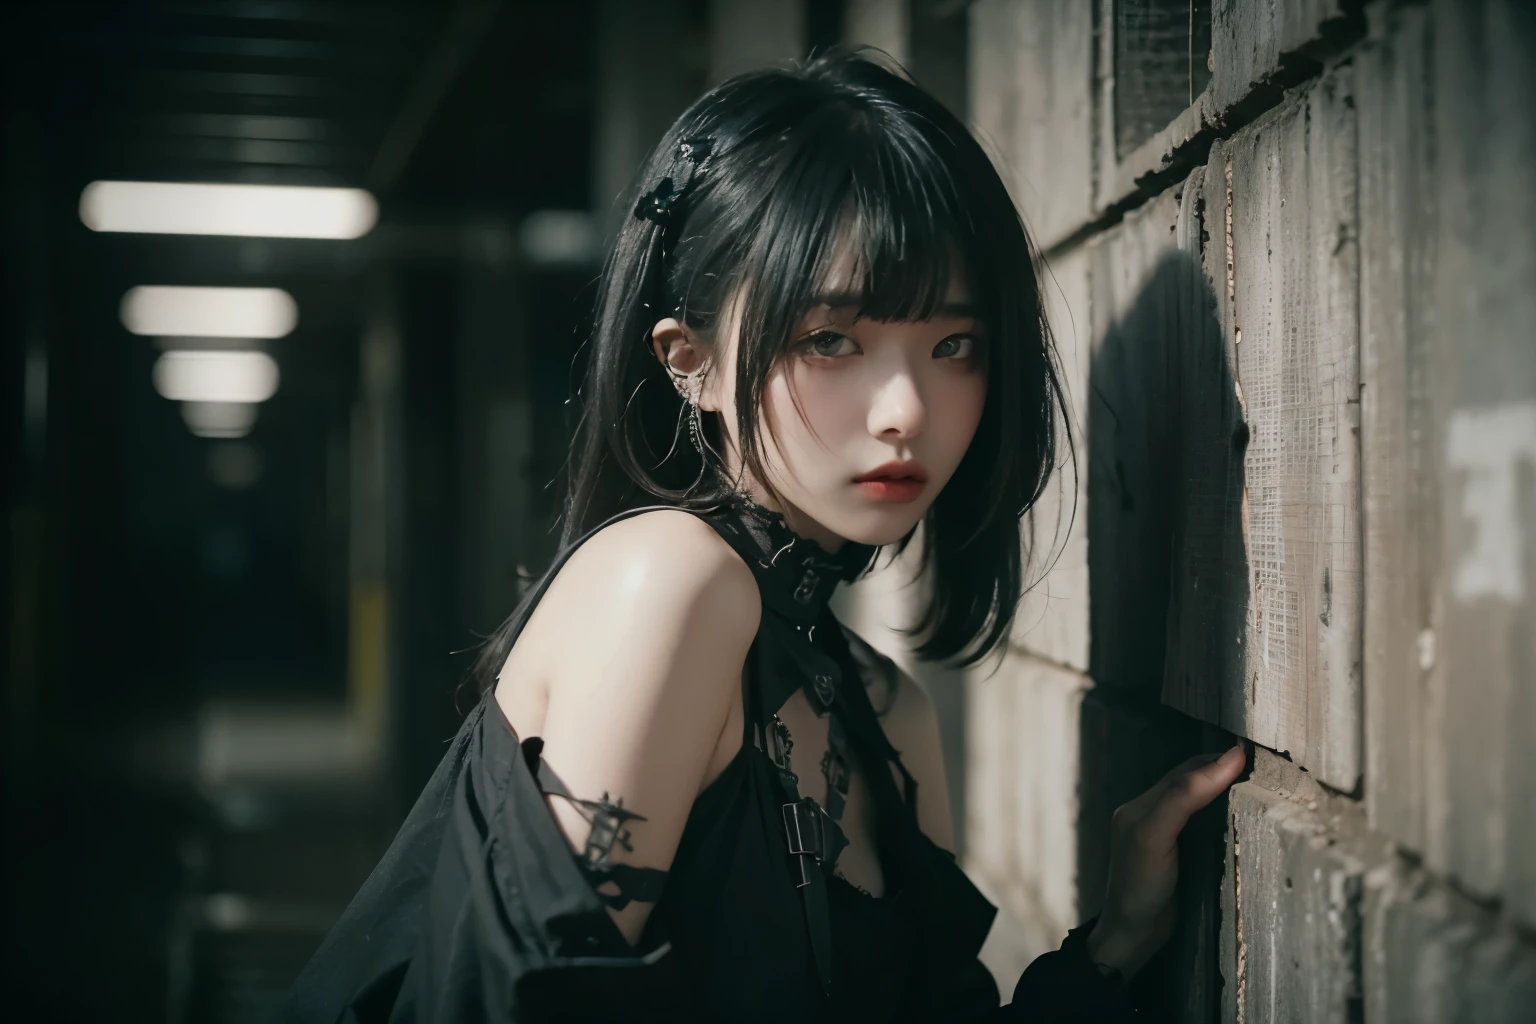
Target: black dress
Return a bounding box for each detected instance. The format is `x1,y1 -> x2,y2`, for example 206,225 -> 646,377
283,497 -> 1139,1023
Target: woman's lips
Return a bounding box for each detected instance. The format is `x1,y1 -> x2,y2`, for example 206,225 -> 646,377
853,459 -> 928,503
854,478 -> 925,503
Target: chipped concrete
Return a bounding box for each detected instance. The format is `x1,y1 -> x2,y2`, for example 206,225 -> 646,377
1223,781 -> 1379,1023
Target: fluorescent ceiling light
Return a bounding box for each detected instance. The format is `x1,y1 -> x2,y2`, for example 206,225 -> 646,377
155,352 -> 280,404
182,401 -> 261,439
122,286 -> 297,339
80,180 -> 378,239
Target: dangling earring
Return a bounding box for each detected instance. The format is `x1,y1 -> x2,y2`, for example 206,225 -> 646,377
687,397 -> 706,457
667,363 -> 708,458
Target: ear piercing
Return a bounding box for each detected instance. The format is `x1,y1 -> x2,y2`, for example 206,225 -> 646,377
667,363 -> 708,457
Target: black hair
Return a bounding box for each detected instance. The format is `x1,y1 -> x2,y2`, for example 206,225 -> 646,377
472,48 -> 1067,693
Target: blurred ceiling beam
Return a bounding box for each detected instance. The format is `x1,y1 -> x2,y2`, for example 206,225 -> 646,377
150,35 -> 337,60
144,70 -> 334,97
156,1 -> 401,25
125,137 -> 338,166
160,113 -> 331,141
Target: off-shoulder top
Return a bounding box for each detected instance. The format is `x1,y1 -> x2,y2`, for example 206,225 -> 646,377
282,497 -> 1138,1022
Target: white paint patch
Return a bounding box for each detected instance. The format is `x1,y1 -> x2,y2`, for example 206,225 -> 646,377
1446,402 -> 1536,603
1416,628 -> 1436,671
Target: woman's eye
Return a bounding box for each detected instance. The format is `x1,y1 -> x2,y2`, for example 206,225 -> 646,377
799,331 -> 859,358
934,335 -> 977,360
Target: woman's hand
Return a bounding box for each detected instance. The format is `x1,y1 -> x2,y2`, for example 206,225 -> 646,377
1085,744 -> 1247,979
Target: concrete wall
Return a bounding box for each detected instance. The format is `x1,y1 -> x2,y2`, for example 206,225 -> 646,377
963,0 -> 1536,1018
709,3 -> 1536,1014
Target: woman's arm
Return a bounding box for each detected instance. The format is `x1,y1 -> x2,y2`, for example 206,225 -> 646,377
504,510 -> 761,947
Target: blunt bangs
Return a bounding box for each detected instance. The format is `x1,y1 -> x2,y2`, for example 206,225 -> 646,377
741,105 -> 972,335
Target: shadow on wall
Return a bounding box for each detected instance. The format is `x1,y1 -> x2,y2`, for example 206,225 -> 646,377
1080,245 -> 1250,1016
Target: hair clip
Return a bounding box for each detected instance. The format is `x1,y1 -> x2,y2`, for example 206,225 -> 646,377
676,137 -> 712,164
634,136 -> 715,228
635,176 -> 679,224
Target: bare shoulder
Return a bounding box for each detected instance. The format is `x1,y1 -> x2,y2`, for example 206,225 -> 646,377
542,509 -> 760,648
500,510 -> 763,945
497,508 -> 762,730
527,507 -> 763,731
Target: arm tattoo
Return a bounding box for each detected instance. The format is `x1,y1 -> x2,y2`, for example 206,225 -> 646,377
520,736 -> 669,910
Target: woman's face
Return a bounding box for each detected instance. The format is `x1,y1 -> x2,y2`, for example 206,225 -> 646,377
670,262 -> 988,551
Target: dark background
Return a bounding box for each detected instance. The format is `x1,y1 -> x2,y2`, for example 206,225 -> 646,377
0,3 -> 864,1020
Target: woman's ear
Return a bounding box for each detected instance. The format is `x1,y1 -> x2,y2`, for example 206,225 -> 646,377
650,318 -> 717,410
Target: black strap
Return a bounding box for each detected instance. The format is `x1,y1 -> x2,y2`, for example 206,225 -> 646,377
746,614 -> 927,1000
747,646 -> 840,997
578,862 -> 669,910
520,736 -> 670,911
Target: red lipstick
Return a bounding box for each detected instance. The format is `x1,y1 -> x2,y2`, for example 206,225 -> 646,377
853,460 -> 928,503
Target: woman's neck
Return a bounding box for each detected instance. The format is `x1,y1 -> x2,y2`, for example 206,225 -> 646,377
731,477 -> 846,554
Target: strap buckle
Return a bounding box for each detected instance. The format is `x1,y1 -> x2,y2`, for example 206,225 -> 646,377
783,798 -> 825,859
782,798 -> 849,886
783,799 -> 824,887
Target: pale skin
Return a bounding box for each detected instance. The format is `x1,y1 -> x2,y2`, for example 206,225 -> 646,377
496,261 -> 1247,980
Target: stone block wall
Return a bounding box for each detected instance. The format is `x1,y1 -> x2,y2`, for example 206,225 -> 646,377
846,0 -> 1536,1018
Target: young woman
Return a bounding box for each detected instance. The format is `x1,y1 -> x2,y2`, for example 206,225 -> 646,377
286,50 -> 1245,1023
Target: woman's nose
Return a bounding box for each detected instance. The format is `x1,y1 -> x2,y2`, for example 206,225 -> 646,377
866,366 -> 927,440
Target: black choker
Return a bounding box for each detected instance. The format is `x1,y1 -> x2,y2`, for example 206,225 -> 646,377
705,494 -> 877,624
721,493 -> 876,584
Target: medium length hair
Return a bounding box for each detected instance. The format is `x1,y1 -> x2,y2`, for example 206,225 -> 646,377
474,48 -> 1067,691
